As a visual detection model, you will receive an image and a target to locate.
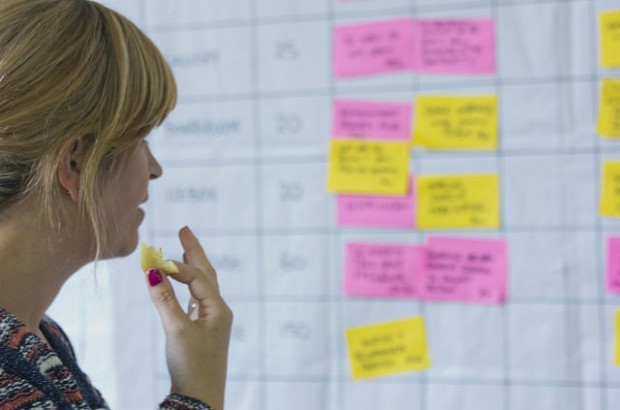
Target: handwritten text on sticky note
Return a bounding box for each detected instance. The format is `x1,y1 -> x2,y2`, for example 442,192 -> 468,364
413,19 -> 495,74
600,11 -> 620,68
413,95 -> 498,149
346,317 -> 431,380
327,140 -> 410,195
419,237 -> 508,304
332,100 -> 413,141
344,243 -> 424,298
417,174 -> 500,229
600,161 -> 620,217
334,19 -> 415,78
597,79 -> 620,137
337,176 -> 416,228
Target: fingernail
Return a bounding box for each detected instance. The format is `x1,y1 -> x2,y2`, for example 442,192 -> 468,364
147,268 -> 163,287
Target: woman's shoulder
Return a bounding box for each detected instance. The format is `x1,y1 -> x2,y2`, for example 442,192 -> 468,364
0,317 -> 59,410
40,315 -> 77,359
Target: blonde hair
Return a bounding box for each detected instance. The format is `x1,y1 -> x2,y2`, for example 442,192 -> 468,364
0,0 -> 177,256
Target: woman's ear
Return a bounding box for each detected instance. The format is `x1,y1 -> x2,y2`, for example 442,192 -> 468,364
57,137 -> 87,202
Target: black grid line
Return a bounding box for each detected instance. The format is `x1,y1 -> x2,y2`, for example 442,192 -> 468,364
591,1 -> 610,409
219,374 -> 620,388
326,0 -> 348,408
151,148 -> 620,171
322,5 -> 336,405
167,74 -> 601,104
151,226 -> 620,236
173,296 -> 617,306
248,1 -> 266,409
491,0 -> 512,408
407,0 -> 430,408
140,0 -> 591,34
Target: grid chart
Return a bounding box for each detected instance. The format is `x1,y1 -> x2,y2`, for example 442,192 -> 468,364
46,0 -> 620,409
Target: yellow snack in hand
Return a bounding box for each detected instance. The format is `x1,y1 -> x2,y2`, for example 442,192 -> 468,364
141,243 -> 179,274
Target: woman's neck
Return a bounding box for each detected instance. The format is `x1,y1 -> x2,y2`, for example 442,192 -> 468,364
0,200 -> 91,335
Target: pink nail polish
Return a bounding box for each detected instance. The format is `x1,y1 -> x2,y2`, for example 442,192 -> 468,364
148,268 -> 163,287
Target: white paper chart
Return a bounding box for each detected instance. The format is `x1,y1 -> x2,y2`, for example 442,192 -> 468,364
48,0 -> 620,409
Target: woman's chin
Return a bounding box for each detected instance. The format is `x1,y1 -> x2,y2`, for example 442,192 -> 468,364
99,235 -> 140,260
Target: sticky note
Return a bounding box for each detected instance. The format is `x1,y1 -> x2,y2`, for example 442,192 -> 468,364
334,18 -> 415,78
343,243 -> 424,298
413,19 -> 496,74
337,176 -> 416,228
615,310 -> 620,366
418,237 -> 508,304
600,161 -> 620,217
607,237 -> 620,293
327,139 -> 410,195
413,95 -> 498,149
417,174 -> 500,229
599,11 -> 620,68
332,100 -> 413,141
346,317 -> 431,380
597,79 -> 620,137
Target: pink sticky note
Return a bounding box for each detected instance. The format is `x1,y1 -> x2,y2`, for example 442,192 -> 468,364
607,237 -> 620,293
419,237 -> 508,304
337,177 -> 416,228
334,18 -> 415,78
344,243 -> 424,298
413,19 -> 496,74
332,100 -> 413,140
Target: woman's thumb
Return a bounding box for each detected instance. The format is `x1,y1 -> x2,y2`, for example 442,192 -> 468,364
145,268 -> 187,331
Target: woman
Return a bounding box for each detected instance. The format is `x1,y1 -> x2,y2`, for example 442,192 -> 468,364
0,1 -> 232,409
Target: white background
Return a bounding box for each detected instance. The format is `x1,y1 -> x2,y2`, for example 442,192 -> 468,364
48,0 -> 620,409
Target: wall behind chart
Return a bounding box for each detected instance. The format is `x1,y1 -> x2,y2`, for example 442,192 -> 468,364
48,0 -> 620,409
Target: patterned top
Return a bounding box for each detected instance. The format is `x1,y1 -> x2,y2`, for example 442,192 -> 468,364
0,306 -> 214,410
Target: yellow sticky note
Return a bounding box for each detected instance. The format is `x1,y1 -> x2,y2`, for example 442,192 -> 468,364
600,161 -> 620,217
346,317 -> 431,380
417,174 -> 500,229
413,96 -> 498,150
597,79 -> 620,137
327,139 -> 410,195
615,310 -> 620,366
600,10 -> 620,68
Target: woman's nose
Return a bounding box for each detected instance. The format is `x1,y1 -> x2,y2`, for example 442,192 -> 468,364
147,146 -> 163,180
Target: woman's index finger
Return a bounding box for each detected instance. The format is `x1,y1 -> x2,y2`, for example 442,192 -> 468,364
179,226 -> 215,274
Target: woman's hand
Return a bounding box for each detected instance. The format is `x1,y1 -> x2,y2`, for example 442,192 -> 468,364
145,226 -> 233,410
